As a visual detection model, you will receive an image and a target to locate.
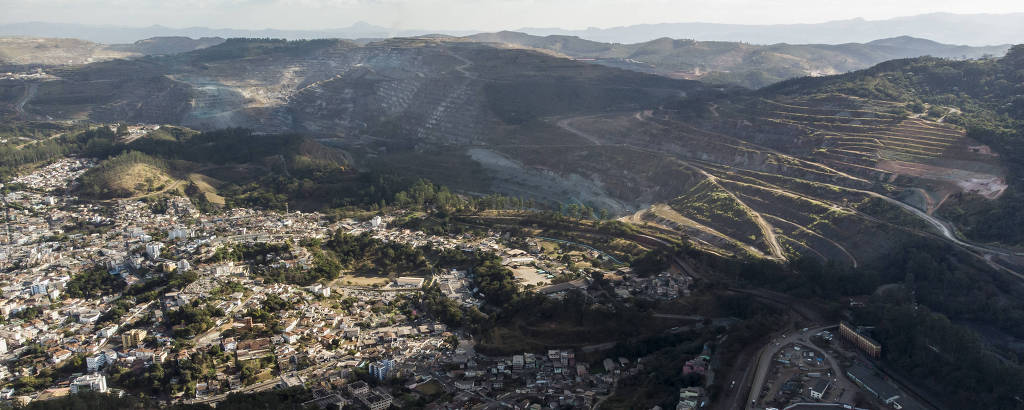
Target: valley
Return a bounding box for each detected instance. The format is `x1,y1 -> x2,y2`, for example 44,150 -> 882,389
0,25 -> 1023,410
2,38 -> 1020,273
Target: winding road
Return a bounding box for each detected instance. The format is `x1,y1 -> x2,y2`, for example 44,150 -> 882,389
552,110 -> 1024,279
553,115 -> 787,260
851,187 -> 1024,279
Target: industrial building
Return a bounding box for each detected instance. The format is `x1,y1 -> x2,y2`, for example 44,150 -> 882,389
839,322 -> 881,358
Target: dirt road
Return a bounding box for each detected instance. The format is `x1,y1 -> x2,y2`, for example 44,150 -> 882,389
14,82 -> 37,116
555,116 -> 604,145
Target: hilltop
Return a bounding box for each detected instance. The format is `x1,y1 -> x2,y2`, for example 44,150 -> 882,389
75,127 -> 351,207
465,32 -> 1010,88
0,36 -> 224,67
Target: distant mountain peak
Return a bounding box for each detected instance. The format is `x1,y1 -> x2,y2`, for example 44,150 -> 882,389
867,36 -> 942,46
349,21 -> 379,30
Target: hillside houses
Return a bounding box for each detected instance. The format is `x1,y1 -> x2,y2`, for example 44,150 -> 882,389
0,157 -> 654,408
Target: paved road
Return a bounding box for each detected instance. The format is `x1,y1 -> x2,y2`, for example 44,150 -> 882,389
714,340 -> 764,410
854,188 -> 1024,278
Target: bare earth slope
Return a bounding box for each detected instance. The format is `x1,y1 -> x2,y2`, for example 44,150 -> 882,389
0,36 -> 225,67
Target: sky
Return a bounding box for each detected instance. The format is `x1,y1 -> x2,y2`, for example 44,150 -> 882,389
2,0 -> 1023,31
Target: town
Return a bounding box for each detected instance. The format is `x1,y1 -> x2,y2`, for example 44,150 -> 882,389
0,157 -> 708,408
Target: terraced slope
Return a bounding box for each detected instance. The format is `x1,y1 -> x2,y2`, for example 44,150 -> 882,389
749,97 -> 1006,212
514,92 -> 1009,268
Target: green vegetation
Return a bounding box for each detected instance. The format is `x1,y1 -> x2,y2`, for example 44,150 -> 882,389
78,151 -> 172,198
682,232 -> 1024,408
21,392 -> 154,410
630,248 -> 671,275
0,126 -> 118,181
206,242 -> 291,264
211,280 -> 246,297
77,127 -> 536,214
604,295 -> 786,408
121,270 -> 198,305
189,38 -> 349,62
670,180 -> 766,251
416,285 -> 490,332
0,122 -> 73,142
16,387 -> 315,410
858,303 -> 1024,409
10,306 -> 43,321
64,266 -> 124,298
164,301 -> 224,339
253,231 -> 429,285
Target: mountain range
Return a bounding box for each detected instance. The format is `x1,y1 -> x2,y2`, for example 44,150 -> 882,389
0,21 -> 472,45
3,14 -> 1024,410
2,12 -> 1023,46
1,33 -> 1009,90
465,32 -> 1010,88
518,12 -> 1024,46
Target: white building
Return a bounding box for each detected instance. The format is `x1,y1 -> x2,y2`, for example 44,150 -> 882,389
128,227 -> 145,239
145,242 -> 163,259
368,359 -> 394,381
305,283 -> 330,298
98,325 -> 119,339
167,227 -> 190,241
810,379 -> 831,400
78,310 -> 101,324
86,353 -> 106,372
70,373 -> 108,394
29,280 -> 49,295
390,277 -> 424,289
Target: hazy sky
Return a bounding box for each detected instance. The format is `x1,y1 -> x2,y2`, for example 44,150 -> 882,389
2,0 -> 1023,31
